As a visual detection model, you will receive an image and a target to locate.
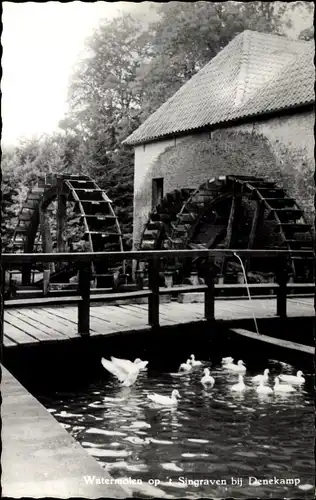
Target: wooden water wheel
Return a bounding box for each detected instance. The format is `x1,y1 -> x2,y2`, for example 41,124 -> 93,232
140,188 -> 194,250
139,175 -> 314,283
11,173 -> 125,289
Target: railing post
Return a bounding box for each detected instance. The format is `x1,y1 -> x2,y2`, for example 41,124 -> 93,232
148,257 -> 160,327
276,257 -> 288,318
78,263 -> 91,336
1,262 -> 4,363
43,269 -> 50,296
204,257 -> 215,321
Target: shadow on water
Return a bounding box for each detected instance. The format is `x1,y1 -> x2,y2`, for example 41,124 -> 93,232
3,318 -> 315,499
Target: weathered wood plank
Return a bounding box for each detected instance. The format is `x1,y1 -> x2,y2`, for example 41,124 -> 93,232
120,304 -> 177,326
10,310 -> 67,341
27,308 -> 77,338
162,303 -> 204,321
225,299 -> 275,313
3,335 -> 18,347
128,303 -> 190,323
288,298 -> 315,307
4,322 -> 40,345
5,290 -> 152,309
215,301 -> 275,320
10,308 -> 72,339
43,306 -> 126,336
230,328 -> 314,355
2,248 -> 314,266
2,298 -> 314,349
4,312 -> 56,342
90,316 -> 133,335
90,306 -> 145,334
92,306 -> 148,329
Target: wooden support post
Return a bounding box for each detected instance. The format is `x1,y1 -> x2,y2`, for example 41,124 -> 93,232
40,209 -> 55,274
43,269 -> 50,296
245,200 -> 264,272
220,193 -> 242,275
56,192 -> 67,253
78,264 -> 91,336
0,263 -> 3,363
204,257 -> 215,321
148,257 -> 160,327
276,257 -> 288,318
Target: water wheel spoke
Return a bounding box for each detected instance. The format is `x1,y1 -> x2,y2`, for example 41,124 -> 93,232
10,174 -> 125,292
139,175 -> 313,285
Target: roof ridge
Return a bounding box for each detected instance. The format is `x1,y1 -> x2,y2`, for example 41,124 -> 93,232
234,30 -> 252,108
242,29 -> 312,45
123,30 -> 313,145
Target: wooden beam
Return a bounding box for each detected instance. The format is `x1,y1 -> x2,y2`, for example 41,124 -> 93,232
43,270 -> 50,296
204,258 -> 215,321
0,263 -> 4,361
56,192 -> 67,253
245,200 -> 265,271
2,249 -> 314,265
220,194 -> 242,275
39,209 -> 55,274
230,328 -> 314,355
276,257 -> 288,318
78,264 -> 91,336
148,257 -> 160,327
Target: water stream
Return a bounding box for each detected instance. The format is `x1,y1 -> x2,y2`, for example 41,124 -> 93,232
37,355 -> 314,499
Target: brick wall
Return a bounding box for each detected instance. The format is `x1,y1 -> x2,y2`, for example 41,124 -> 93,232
133,110 -> 314,248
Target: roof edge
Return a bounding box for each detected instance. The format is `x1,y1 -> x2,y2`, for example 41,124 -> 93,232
125,101 -> 315,147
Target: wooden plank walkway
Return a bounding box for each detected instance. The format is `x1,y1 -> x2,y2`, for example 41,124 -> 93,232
3,297 -> 314,348
1,366 -> 129,498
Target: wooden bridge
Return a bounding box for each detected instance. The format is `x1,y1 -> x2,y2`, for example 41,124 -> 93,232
1,249 -> 315,355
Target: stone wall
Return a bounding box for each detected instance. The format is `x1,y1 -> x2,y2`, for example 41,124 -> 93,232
133,110 -> 314,248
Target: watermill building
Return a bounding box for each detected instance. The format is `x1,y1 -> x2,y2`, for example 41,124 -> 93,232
124,30 -> 315,256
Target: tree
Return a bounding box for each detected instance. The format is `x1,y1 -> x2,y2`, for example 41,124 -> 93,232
135,1 -> 313,118
19,0 -> 309,253
61,14 -> 153,247
1,134 -> 84,252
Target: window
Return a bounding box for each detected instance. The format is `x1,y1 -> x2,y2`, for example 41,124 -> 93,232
152,178 -> 164,208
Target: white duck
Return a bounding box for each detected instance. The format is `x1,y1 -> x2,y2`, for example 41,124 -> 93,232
230,374 -> 246,392
252,368 -> 269,384
222,356 -> 234,364
111,356 -> 148,371
273,377 -> 296,393
279,371 -> 305,385
201,368 -> 215,387
224,360 -> 246,373
147,389 -> 181,406
190,354 -> 202,367
179,359 -> 192,372
101,357 -> 141,387
256,379 -> 273,395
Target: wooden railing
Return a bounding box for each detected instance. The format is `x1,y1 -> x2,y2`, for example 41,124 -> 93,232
1,249 -> 314,336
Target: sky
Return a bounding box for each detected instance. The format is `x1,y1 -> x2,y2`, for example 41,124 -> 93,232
1,2 -> 312,147
1,1 -> 132,146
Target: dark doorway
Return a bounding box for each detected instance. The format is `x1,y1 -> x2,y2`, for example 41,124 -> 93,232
152,178 -> 164,208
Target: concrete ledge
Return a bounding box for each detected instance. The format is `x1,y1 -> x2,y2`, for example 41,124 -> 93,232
1,366 -> 129,498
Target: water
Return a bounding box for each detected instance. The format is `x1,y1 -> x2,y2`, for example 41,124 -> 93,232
37,356 -> 315,499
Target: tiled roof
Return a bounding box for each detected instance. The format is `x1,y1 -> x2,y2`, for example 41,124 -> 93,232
124,30 -> 314,145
